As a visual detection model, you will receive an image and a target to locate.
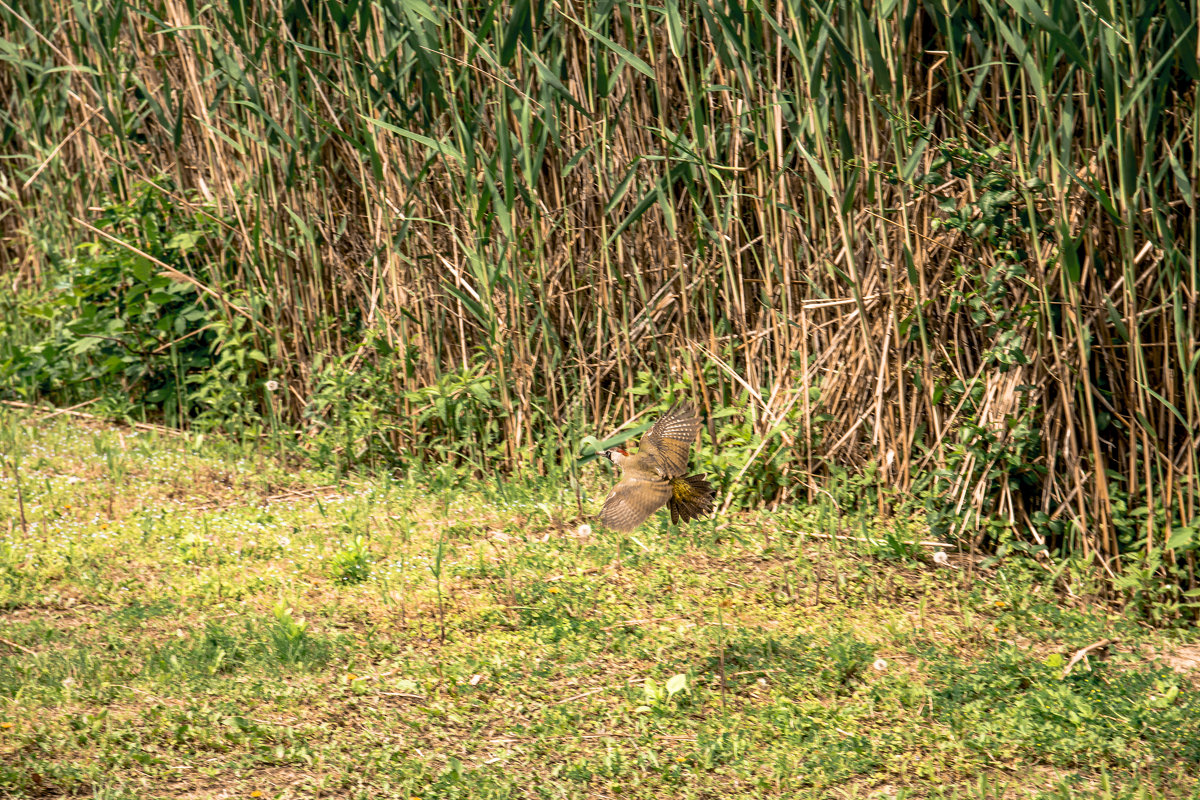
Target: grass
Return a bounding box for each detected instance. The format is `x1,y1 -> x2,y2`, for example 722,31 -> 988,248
1,408 -> 1199,799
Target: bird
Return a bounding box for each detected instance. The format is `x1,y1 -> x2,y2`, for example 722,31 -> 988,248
595,403 -> 715,532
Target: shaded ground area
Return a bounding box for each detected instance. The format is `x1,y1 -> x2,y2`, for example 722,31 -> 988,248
1,411 -> 1198,799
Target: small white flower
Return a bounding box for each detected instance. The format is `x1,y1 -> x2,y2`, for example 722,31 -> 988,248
575,523 -> 593,538
873,658 -> 888,672
933,551 -> 950,566
265,380 -> 280,392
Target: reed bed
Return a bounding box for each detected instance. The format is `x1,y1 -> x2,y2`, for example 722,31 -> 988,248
1,0 -> 1196,583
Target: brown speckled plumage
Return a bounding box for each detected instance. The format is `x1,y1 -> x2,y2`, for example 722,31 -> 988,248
598,404 -> 715,532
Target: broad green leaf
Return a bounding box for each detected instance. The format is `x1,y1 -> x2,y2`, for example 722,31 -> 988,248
1166,527 -> 1195,551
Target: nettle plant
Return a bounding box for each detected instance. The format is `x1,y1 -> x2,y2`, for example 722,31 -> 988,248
302,338 -> 407,474
901,139 -> 1051,545
401,356 -> 506,474
4,182 -> 271,429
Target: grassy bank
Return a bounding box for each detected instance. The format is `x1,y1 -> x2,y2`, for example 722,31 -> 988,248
1,409 -> 1198,798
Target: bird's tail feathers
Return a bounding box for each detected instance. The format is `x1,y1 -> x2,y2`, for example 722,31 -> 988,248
667,474 -> 715,525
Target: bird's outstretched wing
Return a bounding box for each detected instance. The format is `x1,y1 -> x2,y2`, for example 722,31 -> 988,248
637,403 -> 702,477
600,474 -> 672,532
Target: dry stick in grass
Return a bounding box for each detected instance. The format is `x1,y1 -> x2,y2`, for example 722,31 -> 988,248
149,323 -> 222,355
545,554 -> 638,583
1060,639 -> 1115,679
376,692 -> 427,702
490,733 -> 696,742
716,598 -> 728,711
599,615 -> 684,631
691,341 -> 804,515
3,457 -> 28,538
691,341 -> 794,444
115,684 -> 307,727
33,397 -> 100,420
788,528 -> 954,549
0,637 -> 37,657
189,485 -> 347,513
546,677 -> 642,707
0,400 -> 184,437
550,686 -> 610,706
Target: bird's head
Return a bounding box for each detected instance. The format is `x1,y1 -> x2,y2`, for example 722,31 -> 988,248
601,446 -> 630,466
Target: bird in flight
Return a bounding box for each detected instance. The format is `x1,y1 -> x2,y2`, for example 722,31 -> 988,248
595,403 -> 715,532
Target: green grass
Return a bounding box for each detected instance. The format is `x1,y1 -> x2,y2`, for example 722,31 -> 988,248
1,409 -> 1198,799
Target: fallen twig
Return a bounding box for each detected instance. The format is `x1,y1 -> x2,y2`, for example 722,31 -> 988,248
551,687 -> 610,705
1061,639 -> 1115,679
376,692 -> 428,702
187,485 -> 347,512
0,399 -> 184,437
546,554 -> 638,583
0,636 -> 37,657
35,398 -> 100,421
786,526 -> 953,549
546,677 -> 642,707
489,733 -> 695,742
600,615 -> 684,631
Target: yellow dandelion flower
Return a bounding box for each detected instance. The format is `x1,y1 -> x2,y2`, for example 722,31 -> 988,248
0,722 -> 12,729
547,587 -> 560,594
250,792 -> 262,798
345,673 -> 358,683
